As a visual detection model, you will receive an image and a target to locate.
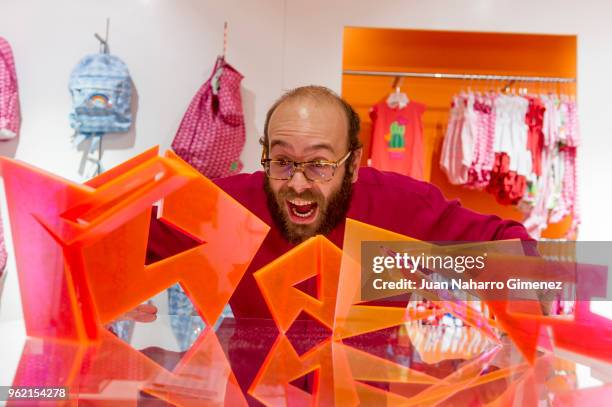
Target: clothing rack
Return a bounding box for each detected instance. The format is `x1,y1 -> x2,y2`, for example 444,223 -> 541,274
342,70 -> 576,83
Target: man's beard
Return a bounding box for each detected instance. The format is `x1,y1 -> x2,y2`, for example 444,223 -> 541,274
264,170 -> 354,244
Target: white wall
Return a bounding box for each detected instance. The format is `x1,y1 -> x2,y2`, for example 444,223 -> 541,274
1,0 -> 612,323
0,0 -> 284,177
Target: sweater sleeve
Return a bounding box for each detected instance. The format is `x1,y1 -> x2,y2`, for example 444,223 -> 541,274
425,182 -> 533,241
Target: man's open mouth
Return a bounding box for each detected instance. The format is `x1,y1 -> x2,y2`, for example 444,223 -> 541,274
286,198 -> 319,224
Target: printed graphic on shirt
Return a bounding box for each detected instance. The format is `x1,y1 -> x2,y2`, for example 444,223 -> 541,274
384,118 -> 408,158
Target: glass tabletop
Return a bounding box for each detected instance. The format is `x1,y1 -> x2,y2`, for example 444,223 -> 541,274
2,312 -> 609,406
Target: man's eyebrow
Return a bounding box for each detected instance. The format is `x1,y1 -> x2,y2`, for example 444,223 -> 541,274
269,139 -> 292,150
305,143 -> 335,154
269,140 -> 336,154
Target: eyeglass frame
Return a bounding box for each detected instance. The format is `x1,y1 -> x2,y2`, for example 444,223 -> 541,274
260,149 -> 353,183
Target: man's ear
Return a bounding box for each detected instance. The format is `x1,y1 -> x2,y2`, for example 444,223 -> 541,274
350,148 -> 363,183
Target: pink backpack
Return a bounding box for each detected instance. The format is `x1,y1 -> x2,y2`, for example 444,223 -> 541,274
0,36 -> 16,274
0,36 -> 20,140
172,57 -> 245,179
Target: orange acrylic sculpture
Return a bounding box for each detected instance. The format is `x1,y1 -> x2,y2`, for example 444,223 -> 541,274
250,218 -> 611,404
0,147 -> 269,342
255,218 -> 611,365
2,148 -> 611,405
253,236 -> 344,333
253,231 -> 436,339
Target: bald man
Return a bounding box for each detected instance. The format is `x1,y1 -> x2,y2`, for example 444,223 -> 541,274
211,86 -> 531,318
143,85 -> 533,320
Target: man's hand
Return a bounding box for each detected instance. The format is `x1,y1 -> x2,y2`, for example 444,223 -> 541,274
119,303 -> 158,323
537,289 -> 556,316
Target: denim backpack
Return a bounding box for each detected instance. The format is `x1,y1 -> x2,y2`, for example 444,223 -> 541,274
69,53 -> 132,136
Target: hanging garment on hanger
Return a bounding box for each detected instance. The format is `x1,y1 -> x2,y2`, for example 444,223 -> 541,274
549,99 -> 580,225
520,94 -> 581,239
520,94 -> 555,237
440,95 -> 466,184
440,87 -> 580,238
369,97 -> 426,179
525,96 -> 546,177
546,98 -> 567,214
0,36 -> 20,140
467,93 -> 496,189
172,57 -> 245,179
564,100 -> 580,236
498,95 -> 530,176
440,92 -> 479,185
486,95 -> 531,205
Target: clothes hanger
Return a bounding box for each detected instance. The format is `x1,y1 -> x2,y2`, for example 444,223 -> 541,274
520,79 -> 528,96
94,18 -> 110,54
487,77 -> 495,96
500,79 -> 513,95
386,76 -> 409,109
222,21 -> 228,60
88,17 -> 111,177
459,76 -> 470,98
212,22 -> 228,95
467,75 -> 473,95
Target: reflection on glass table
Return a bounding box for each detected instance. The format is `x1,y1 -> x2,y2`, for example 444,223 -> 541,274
6,313 -> 610,406
107,283 -> 231,353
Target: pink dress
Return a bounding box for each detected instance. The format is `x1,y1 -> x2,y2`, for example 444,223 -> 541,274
370,100 -> 426,179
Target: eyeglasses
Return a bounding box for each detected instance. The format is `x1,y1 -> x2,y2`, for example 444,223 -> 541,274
261,150 -> 352,182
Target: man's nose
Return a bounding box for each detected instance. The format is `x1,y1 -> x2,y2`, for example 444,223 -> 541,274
286,170 -> 311,194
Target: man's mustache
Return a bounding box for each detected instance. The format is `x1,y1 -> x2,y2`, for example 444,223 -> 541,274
278,189 -> 322,203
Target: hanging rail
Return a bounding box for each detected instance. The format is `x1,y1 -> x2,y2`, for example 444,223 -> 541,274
342,70 -> 576,83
